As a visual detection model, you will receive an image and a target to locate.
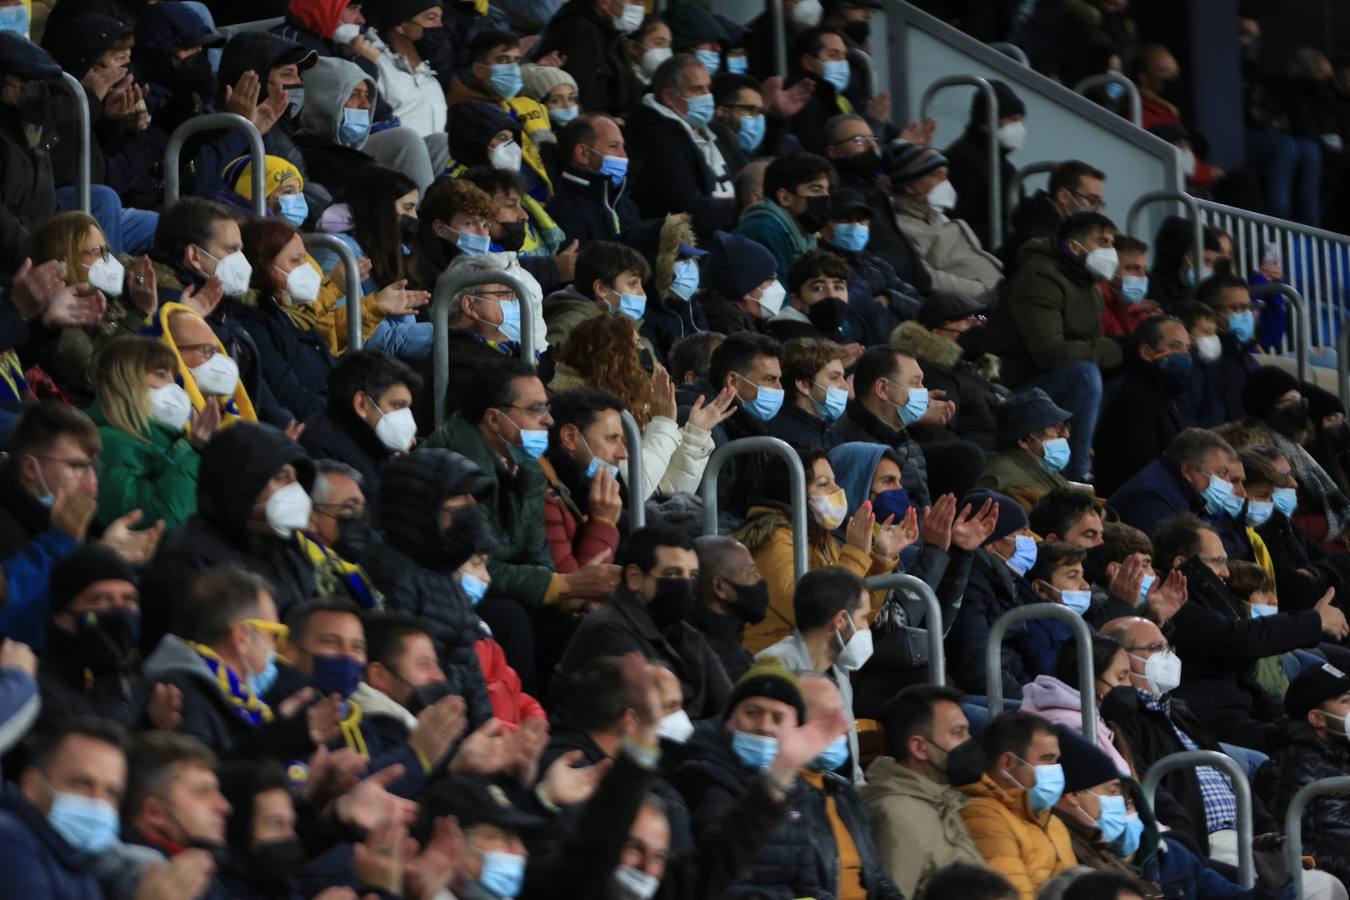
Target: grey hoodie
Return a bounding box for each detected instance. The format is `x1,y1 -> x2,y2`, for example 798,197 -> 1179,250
141,634 -> 218,688
300,56 -> 379,150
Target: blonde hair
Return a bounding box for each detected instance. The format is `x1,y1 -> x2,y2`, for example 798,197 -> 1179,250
23,211 -> 104,281
95,336 -> 180,442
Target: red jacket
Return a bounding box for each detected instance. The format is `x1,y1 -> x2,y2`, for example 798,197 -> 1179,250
474,637 -> 545,728
1100,283 -> 1153,337
539,458 -> 621,573
1141,95 -> 1219,188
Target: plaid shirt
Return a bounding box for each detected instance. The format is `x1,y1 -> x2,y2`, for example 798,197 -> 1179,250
1139,690 -> 1238,833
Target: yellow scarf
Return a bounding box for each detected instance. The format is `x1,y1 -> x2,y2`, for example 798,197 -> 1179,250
184,640 -> 274,724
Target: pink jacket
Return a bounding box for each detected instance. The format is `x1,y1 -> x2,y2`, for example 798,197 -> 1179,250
1019,675 -> 1131,776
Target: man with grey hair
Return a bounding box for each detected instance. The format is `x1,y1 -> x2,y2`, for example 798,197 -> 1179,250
441,255 -> 536,419
1110,427 -> 1241,538
691,535 -> 767,682
303,460 -> 384,607
734,159 -> 769,214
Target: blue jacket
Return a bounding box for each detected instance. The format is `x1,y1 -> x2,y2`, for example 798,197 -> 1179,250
0,785 -> 104,900
0,529 -> 80,650
946,547 -> 1037,700
233,293 -> 338,423
767,403 -> 841,452
1109,459 -> 1251,557
1147,835 -> 1295,900
1023,616 -> 1075,678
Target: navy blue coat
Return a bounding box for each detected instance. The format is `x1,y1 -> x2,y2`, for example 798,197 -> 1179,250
1109,459 -> 1253,560
544,167 -> 641,246
946,548 -> 1036,700
0,786 -> 105,900
234,294 -> 338,423
766,403 -> 842,452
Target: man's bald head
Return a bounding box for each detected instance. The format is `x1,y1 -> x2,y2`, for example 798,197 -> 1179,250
1100,616 -> 1157,648
167,310 -> 216,347
695,536 -> 751,587
799,670 -> 845,722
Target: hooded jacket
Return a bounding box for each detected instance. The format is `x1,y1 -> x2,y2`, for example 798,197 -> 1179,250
1253,719 -> 1350,885
143,301 -> 260,427
361,449 -> 495,728
959,774 -> 1077,900
0,785 -> 104,900
535,0 -> 640,118
139,422 -> 317,650
87,398 -> 201,531
836,401 -> 932,508
733,200 -> 814,283
985,237 -> 1123,386
295,56 -> 383,190
890,320 -> 1005,451
859,755 -> 984,897
627,95 -> 737,239
1019,675 -> 1131,775
214,32 -> 311,177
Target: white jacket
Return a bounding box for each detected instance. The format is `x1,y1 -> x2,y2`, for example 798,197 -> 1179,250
633,416 -> 715,500
366,31 -> 447,137
486,250 -> 549,353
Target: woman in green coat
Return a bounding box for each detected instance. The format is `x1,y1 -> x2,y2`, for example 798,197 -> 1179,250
89,336 -> 218,531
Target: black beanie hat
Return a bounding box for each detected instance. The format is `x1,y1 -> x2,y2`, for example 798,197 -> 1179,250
1240,365 -> 1300,419
48,544 -> 137,614
726,656 -> 806,723
446,101 -> 521,167
970,79 -> 1026,126
377,0 -> 442,30
1056,725 -> 1124,792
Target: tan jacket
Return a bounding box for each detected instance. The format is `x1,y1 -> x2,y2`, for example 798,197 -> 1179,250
893,196 -> 1004,296
959,774 -> 1077,900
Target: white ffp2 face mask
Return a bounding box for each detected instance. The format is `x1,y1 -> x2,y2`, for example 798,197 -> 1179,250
927,179 -> 957,210
374,405 -> 417,452
265,482 -> 312,537
281,262 -> 322,303
996,120 -> 1027,151
87,254 -> 125,297
149,383 -> 193,430
191,353 -> 239,396
204,249 -> 254,296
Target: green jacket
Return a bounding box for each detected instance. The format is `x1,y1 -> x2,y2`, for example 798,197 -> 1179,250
88,401 -> 201,531
984,237 -> 1123,386
733,200 -> 815,282
423,413 -> 556,606
975,449 -> 1072,513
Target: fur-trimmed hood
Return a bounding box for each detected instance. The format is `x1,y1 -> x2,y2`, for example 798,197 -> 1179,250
890,319 -> 1001,383
655,212 -> 697,296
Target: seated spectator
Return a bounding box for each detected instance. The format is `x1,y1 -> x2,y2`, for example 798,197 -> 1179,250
1225,560 -> 1292,701
1110,428 -> 1241,539
300,350 -> 420,503
736,447 -> 897,653
756,566 -> 873,783
0,34 -> 62,271
1100,235 -> 1156,338
826,115 -> 932,293
237,217 -> 337,422
710,73 -> 792,174
944,79 -> 1025,250
1175,300 -> 1232,428
627,54 -> 737,236
223,153 -> 309,228
88,335 -> 209,531
539,388 -> 625,575
625,16 -> 672,87
536,0 -> 643,118
976,389 -> 1076,512
636,212 -> 710,363
890,290 -> 1005,452
1092,315 -> 1194,494
889,141 -> 1003,297
734,152 -> 832,280
705,331 -> 785,514
437,257 -> 534,423
1021,633 -> 1134,777
945,490 -> 1038,700
1002,160 -> 1107,271
1083,521 -> 1167,624
861,684 -> 985,897
785,25 -> 878,156
821,188 -> 923,345
1194,274 -> 1260,408
1029,489 -> 1105,550
358,612 -> 460,749
1047,729 -> 1153,887
151,302 -> 258,428
0,717 -> 129,896
140,566 -> 327,760
303,461 -> 384,604
1301,385 -> 1350,498
461,164 -> 568,300
406,165 -> 497,295
670,331 -> 724,398
768,248 -> 869,345
837,346 -> 936,506
1147,218 -> 1228,312
520,62 -> 579,135
691,535 -> 767,684
356,0 -> 447,139
768,336 -> 848,449
986,212 -> 1124,481
0,401 -> 102,558
1023,541 -> 1092,676
960,711 -> 1077,900
544,114 -> 639,245
555,526 -> 731,718
543,239 -> 649,348
700,230 -> 783,336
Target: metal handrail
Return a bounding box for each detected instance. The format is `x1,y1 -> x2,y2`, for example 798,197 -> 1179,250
920,75 -> 1002,249
1125,190 -> 1205,284
1285,776 -> 1350,897
1140,750 -> 1254,887
770,0 -> 787,79
1339,314 -> 1350,404
1073,73 -> 1142,128
57,73 -> 91,214
1249,283 -> 1309,383
164,113 -> 267,216
847,47 -> 878,99
986,603 -> 1096,740
989,41 -> 1029,66
301,233 -> 363,353
701,437 -> 807,580
1006,160 -> 1059,235
619,409 -> 645,527
430,268 -> 539,427
864,573 -> 945,685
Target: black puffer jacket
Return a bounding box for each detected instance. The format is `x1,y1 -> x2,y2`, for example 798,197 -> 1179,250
672,728 -> 903,900
1253,719 -> 1350,885
363,449 -> 494,728
836,168 -> 932,293
140,423 -> 317,652
214,32 -> 310,177
945,547 -> 1033,700
0,105 -> 57,272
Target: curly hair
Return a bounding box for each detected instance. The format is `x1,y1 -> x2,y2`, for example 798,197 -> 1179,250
556,314 -> 654,427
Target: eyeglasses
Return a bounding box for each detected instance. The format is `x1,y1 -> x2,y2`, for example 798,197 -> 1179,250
36,455 -> 99,478
1128,641 -> 1171,656
244,619 -> 289,641
1067,189 -> 1105,211
473,289 -> 517,302
832,134 -> 881,148
82,245 -> 113,262
499,403 -> 550,415
177,342 -> 219,360
1198,554 -> 1229,568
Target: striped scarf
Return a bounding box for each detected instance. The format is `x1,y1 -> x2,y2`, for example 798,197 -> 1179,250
185,641 -> 274,725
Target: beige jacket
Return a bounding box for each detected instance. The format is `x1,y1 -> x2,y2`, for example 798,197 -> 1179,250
893,196 -> 1004,296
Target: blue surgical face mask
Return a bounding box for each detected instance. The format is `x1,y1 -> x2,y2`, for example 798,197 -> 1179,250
1120,275 -> 1148,304
726,55 -> 748,74
736,113 -> 766,152
47,792 -> 120,855
339,106 -> 371,145
497,298 -> 522,343
682,91 -> 715,127
611,290 -> 646,321
478,849 -> 526,898
460,572 -> 489,606
549,104 -> 579,127
736,373 -> 784,421
247,649 -> 279,697
1057,587 -> 1092,616
1274,486 -> 1298,517
1228,309 -> 1256,343
695,49 -> 721,73
1158,353 -> 1193,379
1007,534 -> 1038,577
489,62 -> 523,99
1251,602 -> 1278,618
595,151 -> 628,186
502,414 -> 549,460
1095,793 -> 1128,843
731,730 -> 779,770
811,734 -> 850,772
1184,265 -> 1214,287
311,654 -> 364,698
580,433 -> 620,481
671,258 -> 700,300
457,229 -> 492,256
1017,759 -> 1065,812
812,382 -> 848,422
897,384 -> 929,426
1104,81 -> 1127,102
1201,472 -> 1234,516
1111,812 -> 1145,857
832,222 -> 870,253
1246,499 -> 1275,527
1040,437 -> 1071,474
0,3 -> 30,35
1137,572 -> 1156,607
820,58 -> 851,92
277,192 -> 308,227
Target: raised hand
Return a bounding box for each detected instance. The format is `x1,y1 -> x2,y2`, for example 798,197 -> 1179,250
353,819 -> 408,895
505,716 -> 549,786
303,744 -> 368,807
188,398 -> 222,449
920,493 -> 958,553
10,257 -> 69,319
133,849 -> 216,900
43,283 -> 108,328
51,488 -> 97,542
561,549 -> 621,601
587,466 -> 623,526
405,817 -> 468,900
1143,569 -> 1187,625
0,639 -> 36,677
767,707 -> 849,789
865,90 -> 892,124
1316,588 -> 1349,639
409,694 -> 468,768
541,749 -> 612,807
844,500 -> 876,555
100,509 -> 165,565
873,505 -> 919,560
376,280 -> 431,316
253,85 -> 289,136
621,651 -> 664,745
284,419 -> 306,442
180,278 -> 223,319
335,765 -> 419,830
762,74 -> 814,119
686,386 -> 738,432
449,718 -> 513,776
650,363 -> 677,421
899,116 -> 937,146
224,70 -> 261,121
554,239 -> 579,282
147,683 -> 184,731
951,497 -> 999,551
307,693 -> 344,744
82,65 -> 126,102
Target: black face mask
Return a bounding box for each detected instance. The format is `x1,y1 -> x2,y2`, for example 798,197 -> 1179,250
647,577 -> 697,629
442,504 -> 484,566
842,19 -> 870,43
807,297 -> 849,334
335,512 -> 374,560
407,680 -> 455,715
400,214 -> 420,239
838,149 -> 881,180
933,737 -> 985,786
247,839 -> 307,886
1272,398 -> 1310,437
957,325 -> 990,360
729,578 -> 770,624
497,220 -> 526,252
69,607 -> 141,670
1099,683 -> 1140,724
1325,421 -> 1350,450
796,194 -> 832,233
174,52 -> 213,92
